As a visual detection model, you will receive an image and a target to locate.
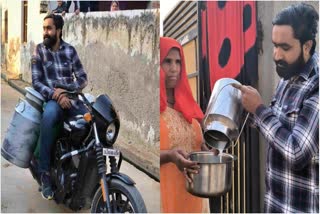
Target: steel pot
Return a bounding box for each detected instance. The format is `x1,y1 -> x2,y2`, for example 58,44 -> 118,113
186,151 -> 237,198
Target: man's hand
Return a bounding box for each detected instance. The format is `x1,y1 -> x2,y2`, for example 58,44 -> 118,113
52,88 -> 65,101
232,83 -> 263,114
58,96 -> 72,109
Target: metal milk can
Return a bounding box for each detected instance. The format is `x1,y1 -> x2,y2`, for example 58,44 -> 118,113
1,88 -> 44,168
202,78 -> 243,150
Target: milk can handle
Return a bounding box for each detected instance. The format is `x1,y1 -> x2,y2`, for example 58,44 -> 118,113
15,98 -> 25,113
233,112 -> 250,148
208,81 -> 248,148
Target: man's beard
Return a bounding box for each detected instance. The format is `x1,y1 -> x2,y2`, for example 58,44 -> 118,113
43,34 -> 57,49
274,50 -> 305,80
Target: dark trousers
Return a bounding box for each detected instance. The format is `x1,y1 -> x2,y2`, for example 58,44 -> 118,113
39,100 -> 87,173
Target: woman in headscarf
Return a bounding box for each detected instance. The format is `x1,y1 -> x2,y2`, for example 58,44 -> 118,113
160,37 -> 209,213
110,1 -> 120,11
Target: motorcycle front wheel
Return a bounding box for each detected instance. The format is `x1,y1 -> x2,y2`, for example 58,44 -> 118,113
90,179 -> 147,213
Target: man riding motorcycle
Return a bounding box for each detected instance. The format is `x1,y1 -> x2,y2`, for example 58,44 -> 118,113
31,13 -> 88,200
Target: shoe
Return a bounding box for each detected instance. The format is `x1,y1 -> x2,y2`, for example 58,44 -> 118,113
40,172 -> 54,200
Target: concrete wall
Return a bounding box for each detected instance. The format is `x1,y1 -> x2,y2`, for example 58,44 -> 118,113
1,1 -> 3,69
257,1 -> 319,210
20,1 -> 46,83
62,10 -> 160,177
1,0 -> 23,79
2,0 -> 46,80
2,0 -> 160,178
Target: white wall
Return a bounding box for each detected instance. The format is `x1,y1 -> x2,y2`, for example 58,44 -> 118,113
1,0 -> 23,78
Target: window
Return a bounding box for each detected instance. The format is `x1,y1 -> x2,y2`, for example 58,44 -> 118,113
22,1 -> 28,43
40,1 -> 48,14
4,10 -> 8,43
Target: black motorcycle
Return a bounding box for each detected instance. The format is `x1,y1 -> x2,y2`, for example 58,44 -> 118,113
28,88 -> 147,213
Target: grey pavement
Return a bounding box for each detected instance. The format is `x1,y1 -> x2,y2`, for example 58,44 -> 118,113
0,78 -> 160,213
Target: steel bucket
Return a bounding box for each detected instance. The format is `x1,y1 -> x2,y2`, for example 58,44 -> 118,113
202,78 -> 243,150
186,151 -> 237,197
1,98 -> 42,168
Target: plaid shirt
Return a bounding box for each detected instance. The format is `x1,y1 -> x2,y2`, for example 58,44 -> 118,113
32,40 -> 87,102
254,53 -> 319,213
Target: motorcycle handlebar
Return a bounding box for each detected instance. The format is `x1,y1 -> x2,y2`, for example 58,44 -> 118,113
54,83 -> 92,110
59,91 -> 79,101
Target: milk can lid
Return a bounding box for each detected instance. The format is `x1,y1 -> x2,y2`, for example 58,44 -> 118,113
25,87 -> 45,101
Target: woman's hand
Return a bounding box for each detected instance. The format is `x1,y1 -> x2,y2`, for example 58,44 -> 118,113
184,143 -> 219,183
160,149 -> 200,183
171,149 -> 200,183
170,149 -> 197,169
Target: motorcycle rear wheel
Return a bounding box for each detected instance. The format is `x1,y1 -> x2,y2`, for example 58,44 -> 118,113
90,179 -> 147,213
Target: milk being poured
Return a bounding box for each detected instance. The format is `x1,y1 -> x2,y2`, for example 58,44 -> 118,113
209,140 -> 228,163
218,149 -> 223,163
205,140 -> 228,163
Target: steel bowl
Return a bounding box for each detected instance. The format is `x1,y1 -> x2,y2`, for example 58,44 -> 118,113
186,151 -> 237,198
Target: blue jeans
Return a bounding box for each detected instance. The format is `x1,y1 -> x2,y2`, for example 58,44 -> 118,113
39,100 -> 87,173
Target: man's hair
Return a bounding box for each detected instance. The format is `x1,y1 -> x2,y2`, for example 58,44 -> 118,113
272,3 -> 319,55
44,13 -> 64,39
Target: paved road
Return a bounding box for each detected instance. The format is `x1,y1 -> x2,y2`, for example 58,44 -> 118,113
1,79 -> 160,213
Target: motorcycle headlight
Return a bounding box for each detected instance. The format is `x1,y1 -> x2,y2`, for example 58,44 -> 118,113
106,122 -> 116,142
